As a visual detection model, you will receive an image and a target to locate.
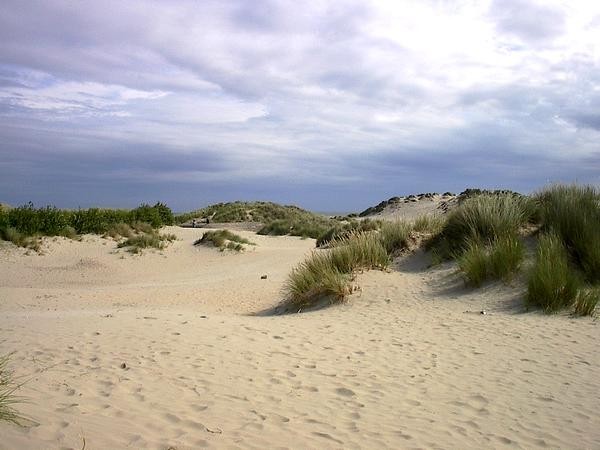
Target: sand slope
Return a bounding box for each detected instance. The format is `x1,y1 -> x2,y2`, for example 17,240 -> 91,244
1,227 -> 598,449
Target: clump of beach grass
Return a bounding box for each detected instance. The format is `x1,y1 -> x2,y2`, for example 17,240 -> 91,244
0,353 -> 23,425
284,231 -> 391,309
412,214 -> 446,235
118,231 -> 177,254
195,230 -> 254,252
0,227 -> 41,252
378,220 -> 412,255
316,218 -> 381,248
526,232 -> 581,313
536,184 -> 600,283
439,193 -> 532,255
458,235 -> 524,287
458,240 -> 489,287
573,288 -> 599,317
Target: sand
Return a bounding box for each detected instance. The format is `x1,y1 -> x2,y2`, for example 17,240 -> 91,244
1,226 -> 599,449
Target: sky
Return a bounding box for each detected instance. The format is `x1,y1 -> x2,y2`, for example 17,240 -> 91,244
1,0 -> 599,212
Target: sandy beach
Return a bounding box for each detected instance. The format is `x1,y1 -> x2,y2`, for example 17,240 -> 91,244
1,225 -> 599,449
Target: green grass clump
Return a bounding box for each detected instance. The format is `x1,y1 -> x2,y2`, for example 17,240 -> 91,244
574,288 -> 599,317
526,232 -> 581,313
118,232 -> 177,254
0,353 -> 23,425
488,234 -> 524,281
458,235 -> 524,287
286,253 -> 351,306
105,222 -> 134,239
195,230 -> 254,252
258,217 -> 332,239
378,220 -> 412,255
536,184 -> 600,283
0,227 -> 41,251
412,214 -> 446,235
284,231 -> 390,309
440,194 -> 531,254
316,218 -> 381,247
458,240 -> 489,287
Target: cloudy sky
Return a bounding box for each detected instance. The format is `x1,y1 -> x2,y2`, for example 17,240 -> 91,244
1,0 -> 599,212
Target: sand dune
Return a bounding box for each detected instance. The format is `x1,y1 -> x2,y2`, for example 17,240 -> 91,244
1,226 -> 598,449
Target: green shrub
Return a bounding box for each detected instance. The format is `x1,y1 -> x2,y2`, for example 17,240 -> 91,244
195,230 -> 254,251
527,232 -> 581,313
537,184 -> 600,282
0,205 -> 10,232
573,288 -> 599,317
38,206 -> 70,235
153,202 -> 174,226
130,204 -> 163,228
8,203 -> 40,236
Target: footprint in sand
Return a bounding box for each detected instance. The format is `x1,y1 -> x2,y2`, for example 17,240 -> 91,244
335,387 -> 356,397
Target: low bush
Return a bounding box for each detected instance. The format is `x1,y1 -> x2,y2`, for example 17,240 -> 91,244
527,232 -> 581,313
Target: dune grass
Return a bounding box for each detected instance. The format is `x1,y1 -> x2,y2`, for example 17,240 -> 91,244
412,214 -> 446,235
285,231 -> 389,309
574,288 -> 599,317
458,235 -> 524,287
526,232 -> 581,313
439,193 -> 532,255
195,230 -> 254,252
258,217 -> 332,240
378,220 -> 412,255
457,240 -> 489,287
536,184 -> 600,283
316,218 -> 382,248
0,353 -> 23,425
117,231 -> 177,254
